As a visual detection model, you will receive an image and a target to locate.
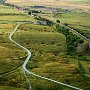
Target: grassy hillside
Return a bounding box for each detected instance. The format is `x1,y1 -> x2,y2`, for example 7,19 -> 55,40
0,5 -> 37,23
0,5 -> 28,90
0,86 -> 26,90
54,11 -> 90,39
13,23 -> 90,89
6,0 -> 90,11
0,21 -> 26,74
0,3 -> 90,90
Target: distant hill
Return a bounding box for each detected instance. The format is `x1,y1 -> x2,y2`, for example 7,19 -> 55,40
6,0 -> 90,3
6,0 -> 25,3
6,0 -> 90,11
68,0 -> 90,3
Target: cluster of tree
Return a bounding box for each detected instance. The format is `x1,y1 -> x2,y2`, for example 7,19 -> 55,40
28,10 -> 42,14
34,16 -> 53,26
56,25 -> 84,54
71,27 -> 90,40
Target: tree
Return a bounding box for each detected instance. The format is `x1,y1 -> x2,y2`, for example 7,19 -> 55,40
77,39 -> 84,44
56,20 -> 60,23
28,11 -> 31,15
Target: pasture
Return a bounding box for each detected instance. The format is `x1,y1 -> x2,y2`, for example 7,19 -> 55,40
54,11 -> 90,39
0,3 -> 90,90
13,23 -> 90,89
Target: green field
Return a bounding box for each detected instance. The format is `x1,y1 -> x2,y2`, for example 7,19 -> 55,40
0,5 -> 26,90
0,3 -> 90,90
0,5 -> 37,23
13,23 -> 90,89
0,22 -> 26,74
0,86 -> 26,90
54,11 -> 90,39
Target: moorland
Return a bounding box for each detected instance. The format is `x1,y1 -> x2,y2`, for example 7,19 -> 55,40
0,0 -> 90,90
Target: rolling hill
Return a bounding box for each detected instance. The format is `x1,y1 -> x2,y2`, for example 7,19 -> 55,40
6,0 -> 90,11
0,0 -> 90,90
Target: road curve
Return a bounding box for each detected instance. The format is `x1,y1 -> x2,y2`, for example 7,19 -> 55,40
9,23 -> 82,90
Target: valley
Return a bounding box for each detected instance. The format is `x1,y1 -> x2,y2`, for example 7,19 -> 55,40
0,0 -> 90,90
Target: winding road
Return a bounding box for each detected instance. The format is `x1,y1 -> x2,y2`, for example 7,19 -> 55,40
0,0 -> 88,89
9,23 -> 82,90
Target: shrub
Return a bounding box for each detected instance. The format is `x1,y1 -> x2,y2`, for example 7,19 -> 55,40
56,25 -> 84,54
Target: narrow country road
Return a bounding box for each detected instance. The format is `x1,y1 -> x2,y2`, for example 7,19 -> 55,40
9,23 -> 82,90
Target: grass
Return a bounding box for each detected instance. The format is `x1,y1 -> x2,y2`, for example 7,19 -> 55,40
12,0 -> 90,11
55,12 -> 90,26
0,23 -> 26,89
14,24 -> 66,53
0,86 -> 26,90
13,23 -> 90,89
14,30 -> 66,59
0,23 -> 15,29
0,5 -> 37,22
68,0 -> 90,3
0,23 -> 26,74
0,6 -> 27,74
54,11 -> 90,39
0,3 -> 90,90
19,24 -> 55,32
0,5 -> 20,14
0,15 -> 37,22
